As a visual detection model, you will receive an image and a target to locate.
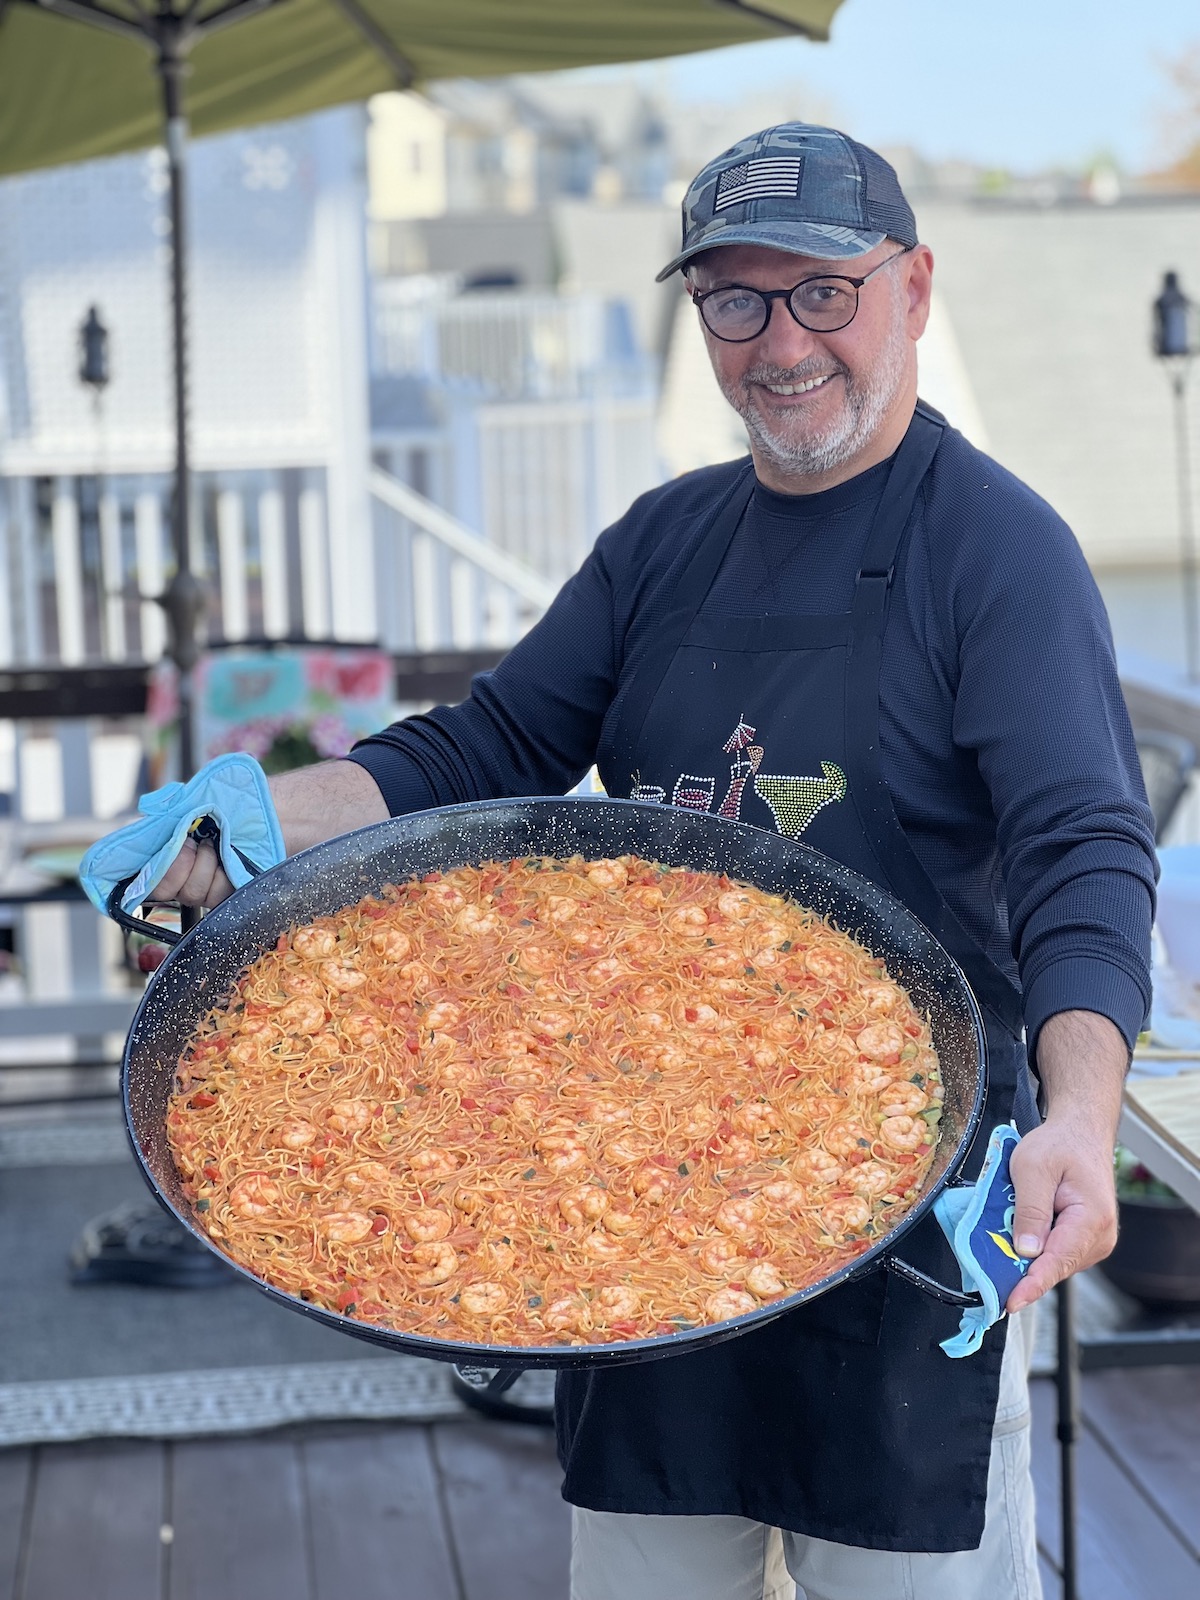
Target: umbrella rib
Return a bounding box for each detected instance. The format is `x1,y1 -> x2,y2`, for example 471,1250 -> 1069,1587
714,0 -> 822,39
27,0 -> 151,47
189,0 -> 284,44
326,0 -> 415,88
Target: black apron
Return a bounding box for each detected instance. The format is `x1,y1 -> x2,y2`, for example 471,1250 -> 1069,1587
555,405 -> 1032,1553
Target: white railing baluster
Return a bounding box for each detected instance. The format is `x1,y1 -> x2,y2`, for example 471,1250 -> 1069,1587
216,488 -> 249,642
411,531 -> 438,651
52,478 -> 86,665
0,490 -> 14,667
135,489 -> 166,661
298,485 -> 329,639
450,556 -> 475,650
99,489 -> 125,661
258,487 -> 289,639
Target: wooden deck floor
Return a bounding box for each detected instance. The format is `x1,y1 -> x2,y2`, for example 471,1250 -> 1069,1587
0,1371 -> 1196,1600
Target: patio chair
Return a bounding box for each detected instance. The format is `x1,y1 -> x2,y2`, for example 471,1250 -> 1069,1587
1134,728 -> 1197,843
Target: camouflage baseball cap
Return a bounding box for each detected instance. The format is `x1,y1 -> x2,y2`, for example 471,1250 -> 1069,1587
656,123 -> 917,282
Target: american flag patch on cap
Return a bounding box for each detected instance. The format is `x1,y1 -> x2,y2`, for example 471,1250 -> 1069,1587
714,157 -> 803,212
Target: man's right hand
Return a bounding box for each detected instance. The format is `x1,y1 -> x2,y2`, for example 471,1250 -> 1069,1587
145,757 -> 390,910
148,836 -> 234,908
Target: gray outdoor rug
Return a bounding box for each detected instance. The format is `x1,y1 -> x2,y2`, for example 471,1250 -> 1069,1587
0,1111 -> 554,1445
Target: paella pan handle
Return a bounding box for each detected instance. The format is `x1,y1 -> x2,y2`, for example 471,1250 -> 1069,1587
106,816 -> 266,946
453,1363 -> 525,1397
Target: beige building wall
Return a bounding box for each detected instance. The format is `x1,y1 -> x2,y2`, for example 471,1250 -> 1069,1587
367,93 -> 448,222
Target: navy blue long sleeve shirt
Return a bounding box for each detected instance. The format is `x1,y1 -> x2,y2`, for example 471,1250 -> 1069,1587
350,422 -> 1157,1058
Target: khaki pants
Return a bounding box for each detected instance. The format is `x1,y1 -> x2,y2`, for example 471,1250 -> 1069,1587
570,1312 -> 1041,1600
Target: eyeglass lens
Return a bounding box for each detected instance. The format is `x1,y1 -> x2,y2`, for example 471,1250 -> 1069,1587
700,278 -> 859,341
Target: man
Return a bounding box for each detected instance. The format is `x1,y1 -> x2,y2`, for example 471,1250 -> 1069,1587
153,126 -> 1155,1598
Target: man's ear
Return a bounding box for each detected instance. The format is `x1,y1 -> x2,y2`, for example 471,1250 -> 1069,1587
906,245 -> 934,341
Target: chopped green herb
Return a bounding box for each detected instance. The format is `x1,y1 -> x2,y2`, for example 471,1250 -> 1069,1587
528,1295 -> 543,1307
779,940 -> 792,952
705,938 -> 715,947
414,1084 -> 428,1095
744,966 -> 756,976
677,1162 -> 689,1176
196,1199 -> 210,1212
522,1168 -> 537,1180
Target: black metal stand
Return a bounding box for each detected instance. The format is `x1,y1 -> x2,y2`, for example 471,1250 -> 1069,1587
1055,1277 -> 1080,1600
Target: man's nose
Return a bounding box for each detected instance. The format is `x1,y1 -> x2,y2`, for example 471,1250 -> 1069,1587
758,298 -> 820,368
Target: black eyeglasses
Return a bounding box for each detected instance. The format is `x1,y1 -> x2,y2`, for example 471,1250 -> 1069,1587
690,246 -> 913,343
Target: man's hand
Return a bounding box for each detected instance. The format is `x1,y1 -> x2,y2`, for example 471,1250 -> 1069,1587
1005,1008 -> 1126,1313
145,759 -> 390,910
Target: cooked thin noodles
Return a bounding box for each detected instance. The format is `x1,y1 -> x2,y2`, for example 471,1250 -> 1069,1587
167,856 -> 943,1346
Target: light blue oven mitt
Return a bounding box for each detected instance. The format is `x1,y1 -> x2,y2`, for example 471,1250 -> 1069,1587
79,752 -> 285,918
933,1123 -> 1029,1358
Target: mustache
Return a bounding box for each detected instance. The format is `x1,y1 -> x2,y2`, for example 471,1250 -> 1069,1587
740,357 -> 849,388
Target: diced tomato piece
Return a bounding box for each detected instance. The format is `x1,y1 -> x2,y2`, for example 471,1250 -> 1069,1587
684,1007 -> 698,1023
504,983 -> 523,998
421,871 -> 441,882
847,1150 -> 868,1166
897,1153 -> 916,1164
275,934 -> 289,952
779,1066 -> 801,1083
718,1093 -> 736,1110
904,1021 -> 923,1037
610,1320 -> 639,1337
652,1154 -> 675,1168
460,1097 -> 478,1110
371,1215 -> 389,1235
718,1120 -> 733,1140
743,1022 -> 762,1039
335,1288 -> 359,1311
189,1091 -> 217,1109
310,1152 -> 327,1169
727,1282 -> 744,1292
405,1036 -> 420,1054
359,1300 -> 386,1315
746,1242 -> 769,1258
689,1148 -> 703,1162
793,1125 -> 811,1139
202,1163 -> 220,1182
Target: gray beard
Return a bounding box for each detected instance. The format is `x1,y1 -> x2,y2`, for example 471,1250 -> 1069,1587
717,297 -> 910,481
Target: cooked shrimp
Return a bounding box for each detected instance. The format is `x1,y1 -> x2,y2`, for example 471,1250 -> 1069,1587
699,1236 -> 742,1275
626,933 -> 665,960
559,1185 -> 609,1226
340,1012 -> 384,1046
581,1229 -> 625,1259
280,969 -> 323,998
821,1196 -> 871,1235
408,1147 -> 461,1180
602,1207 -> 639,1234
745,1262 -> 786,1299
717,888 -> 756,920
847,1059 -> 893,1095
453,1188 -> 489,1215
456,905 -> 500,937
705,1287 -> 757,1321
533,1009 -> 575,1039
341,1161 -> 393,1190
859,982 -> 901,1013
855,1020 -> 905,1060
510,1093 -> 543,1120
582,1098 -> 631,1126
493,1029 -> 537,1059
440,1061 -> 479,1088
823,1121 -> 873,1159
459,1281 -> 508,1315
879,1115 -> 926,1152
369,927 -> 410,962
277,1117 -> 317,1150
680,1106 -> 718,1140
545,895 -> 579,924
291,926 -> 339,960
701,945 -> 742,975
229,1034 -> 270,1066
732,1101 -> 782,1136
586,859 -> 628,889
544,1295 -> 591,1334
403,1208 -> 452,1243
806,946 -> 850,982
229,1173 -> 281,1218
398,960 -> 435,993
318,1210 -> 373,1244
278,996 -> 325,1035
748,1043 -> 781,1070
761,1178 -> 808,1211
484,1240 -> 517,1271
411,1242 -> 459,1285
626,884 -> 664,910
720,1136 -> 759,1166
594,1285 -> 642,1322
847,1161 -> 897,1198
425,1001 -> 463,1031
603,1132 -> 651,1166
678,1001 -> 721,1030
518,945 -> 558,974
326,1099 -> 372,1135
877,1081 -> 929,1117
792,1149 -> 844,1186
667,905 -> 709,934
632,1167 -> 674,1205
714,1196 -> 764,1238
582,957 -> 625,989
320,960 -> 368,992
537,1135 -> 587,1174
426,884 -> 465,911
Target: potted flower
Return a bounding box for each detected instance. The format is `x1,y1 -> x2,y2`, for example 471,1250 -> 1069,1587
1097,1146 -> 1200,1308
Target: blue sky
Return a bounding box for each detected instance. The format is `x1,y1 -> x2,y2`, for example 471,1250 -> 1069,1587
589,1 -> 1200,175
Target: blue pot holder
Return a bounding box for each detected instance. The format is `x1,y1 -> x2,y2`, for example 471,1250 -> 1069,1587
934,1123 -> 1030,1356
79,753 -> 285,917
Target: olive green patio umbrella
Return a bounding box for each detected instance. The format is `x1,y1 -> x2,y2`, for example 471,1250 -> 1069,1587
0,0 -> 842,771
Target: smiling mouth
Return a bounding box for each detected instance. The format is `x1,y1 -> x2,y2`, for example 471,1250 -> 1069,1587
760,374 -> 837,397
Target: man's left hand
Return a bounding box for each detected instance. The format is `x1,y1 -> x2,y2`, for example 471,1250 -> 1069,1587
1003,1008 -> 1127,1314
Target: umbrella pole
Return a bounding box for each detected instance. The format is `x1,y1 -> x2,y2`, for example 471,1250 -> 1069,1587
155,23 -> 205,787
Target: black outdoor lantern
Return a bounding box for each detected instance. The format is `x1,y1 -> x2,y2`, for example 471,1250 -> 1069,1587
78,303 -> 110,391
1151,271 -> 1198,682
